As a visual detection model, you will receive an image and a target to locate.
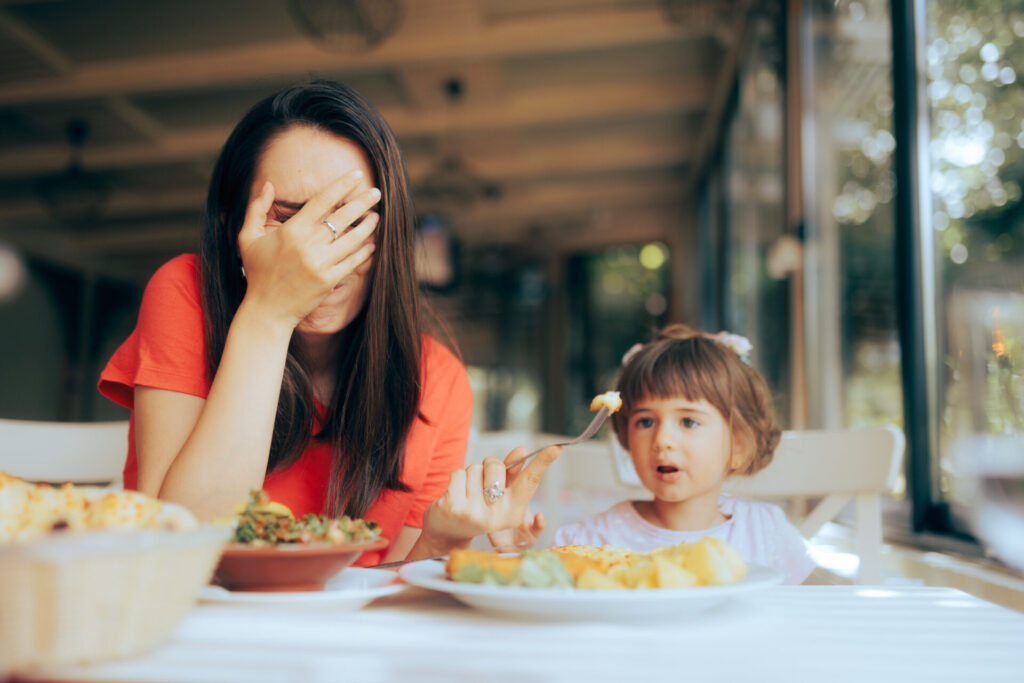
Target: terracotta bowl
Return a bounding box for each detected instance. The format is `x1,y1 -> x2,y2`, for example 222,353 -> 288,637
214,537 -> 389,592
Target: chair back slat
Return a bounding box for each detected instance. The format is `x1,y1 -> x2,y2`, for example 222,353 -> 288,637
0,419 -> 129,486
725,425 -> 905,498
725,424 -> 905,584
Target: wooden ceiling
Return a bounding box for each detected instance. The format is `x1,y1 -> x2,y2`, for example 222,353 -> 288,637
0,0 -> 749,284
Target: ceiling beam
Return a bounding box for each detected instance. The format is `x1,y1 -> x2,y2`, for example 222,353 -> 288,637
683,0 -> 755,193
0,8 -> 176,144
0,222 -> 148,284
6,188 -> 206,223
455,174 -> 686,240
0,128 -> 227,178
24,173 -> 686,255
388,76 -> 707,137
0,10 -> 70,73
0,76 -> 707,178
0,8 -> 694,105
7,132 -> 693,225
552,204 -> 686,252
405,134 -> 693,183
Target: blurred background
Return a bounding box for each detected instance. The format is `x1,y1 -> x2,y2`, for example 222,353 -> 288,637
0,0 -> 1021,564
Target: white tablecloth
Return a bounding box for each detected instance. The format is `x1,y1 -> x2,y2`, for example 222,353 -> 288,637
22,585 -> 1024,682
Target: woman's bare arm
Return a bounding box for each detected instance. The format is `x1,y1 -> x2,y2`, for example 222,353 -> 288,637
134,306 -> 293,519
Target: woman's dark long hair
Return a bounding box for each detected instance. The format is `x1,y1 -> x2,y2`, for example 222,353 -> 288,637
200,81 -> 420,517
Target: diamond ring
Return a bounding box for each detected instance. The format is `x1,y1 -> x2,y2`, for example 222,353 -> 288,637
484,481 -> 504,504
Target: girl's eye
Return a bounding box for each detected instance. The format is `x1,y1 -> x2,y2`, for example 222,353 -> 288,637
634,417 -> 654,429
682,417 -> 700,429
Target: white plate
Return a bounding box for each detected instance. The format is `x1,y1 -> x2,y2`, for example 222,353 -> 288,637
199,568 -> 405,609
398,560 -> 782,620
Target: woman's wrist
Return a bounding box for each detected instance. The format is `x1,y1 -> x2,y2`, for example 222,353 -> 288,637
406,529 -> 471,561
233,298 -> 297,345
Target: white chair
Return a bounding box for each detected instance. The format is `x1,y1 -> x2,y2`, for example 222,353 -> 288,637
0,418 -> 129,487
611,424 -> 905,583
723,425 -> 905,584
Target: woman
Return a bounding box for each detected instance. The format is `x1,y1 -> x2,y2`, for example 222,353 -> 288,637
99,80 -> 557,565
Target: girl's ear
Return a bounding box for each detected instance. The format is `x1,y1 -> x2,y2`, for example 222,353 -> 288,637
727,426 -> 755,476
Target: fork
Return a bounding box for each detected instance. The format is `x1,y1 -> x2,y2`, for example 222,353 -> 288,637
504,406 -> 611,470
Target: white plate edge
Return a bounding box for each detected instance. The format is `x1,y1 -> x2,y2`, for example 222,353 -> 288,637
398,559 -> 783,601
200,568 -> 405,604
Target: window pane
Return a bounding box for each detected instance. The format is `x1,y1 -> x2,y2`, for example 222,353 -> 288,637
805,0 -> 903,430
565,245 -> 671,434
925,1 -> 1024,526
723,12 -> 790,419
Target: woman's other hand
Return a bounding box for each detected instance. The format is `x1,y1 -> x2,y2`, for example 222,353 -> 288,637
486,448 -> 551,551
421,445 -> 561,550
236,171 -> 381,330
487,509 -> 545,553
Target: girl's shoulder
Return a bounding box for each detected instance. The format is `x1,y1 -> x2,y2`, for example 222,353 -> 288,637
551,501 -> 657,548
720,496 -> 792,529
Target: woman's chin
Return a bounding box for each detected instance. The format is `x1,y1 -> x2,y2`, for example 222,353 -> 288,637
297,306 -> 359,337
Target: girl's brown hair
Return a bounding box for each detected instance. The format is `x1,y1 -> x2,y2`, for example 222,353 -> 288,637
610,324 -> 781,476
200,80 -> 421,517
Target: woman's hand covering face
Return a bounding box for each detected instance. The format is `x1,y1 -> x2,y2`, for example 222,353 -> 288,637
237,172 -> 380,331
236,128 -> 383,334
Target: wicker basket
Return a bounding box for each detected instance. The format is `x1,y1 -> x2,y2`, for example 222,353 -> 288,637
0,524 -> 229,672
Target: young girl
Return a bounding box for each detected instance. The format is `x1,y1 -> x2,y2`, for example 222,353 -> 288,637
550,323 -> 815,585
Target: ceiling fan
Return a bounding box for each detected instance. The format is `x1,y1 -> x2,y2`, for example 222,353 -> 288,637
34,120 -> 110,227
415,77 -> 502,209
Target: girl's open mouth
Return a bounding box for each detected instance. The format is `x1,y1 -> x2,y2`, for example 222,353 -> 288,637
655,465 -> 682,483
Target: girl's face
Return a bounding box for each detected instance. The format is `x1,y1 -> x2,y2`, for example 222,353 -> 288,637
251,126 -> 377,337
626,394 -> 735,506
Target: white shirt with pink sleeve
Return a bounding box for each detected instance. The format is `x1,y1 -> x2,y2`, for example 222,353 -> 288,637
551,496 -> 816,585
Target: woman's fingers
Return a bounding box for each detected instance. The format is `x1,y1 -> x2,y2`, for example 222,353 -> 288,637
481,457 -> 507,502
502,446 -> 529,481
324,211 -> 379,269
320,187 -> 381,243
290,169 -> 365,231
325,243 -> 376,286
531,511 -> 545,534
508,445 -> 561,506
446,467 -> 466,502
237,181 -> 275,251
464,463 -> 484,502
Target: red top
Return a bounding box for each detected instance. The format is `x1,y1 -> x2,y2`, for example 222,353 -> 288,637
98,254 -> 472,566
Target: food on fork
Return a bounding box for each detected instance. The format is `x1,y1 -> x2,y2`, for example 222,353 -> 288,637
0,471 -> 196,543
446,537 -> 746,589
589,391 -> 622,414
230,489 -> 380,546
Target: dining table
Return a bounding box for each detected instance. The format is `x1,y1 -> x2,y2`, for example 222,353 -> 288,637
13,577 -> 1024,683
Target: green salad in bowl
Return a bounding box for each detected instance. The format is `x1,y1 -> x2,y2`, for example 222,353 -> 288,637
214,490 -> 387,592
